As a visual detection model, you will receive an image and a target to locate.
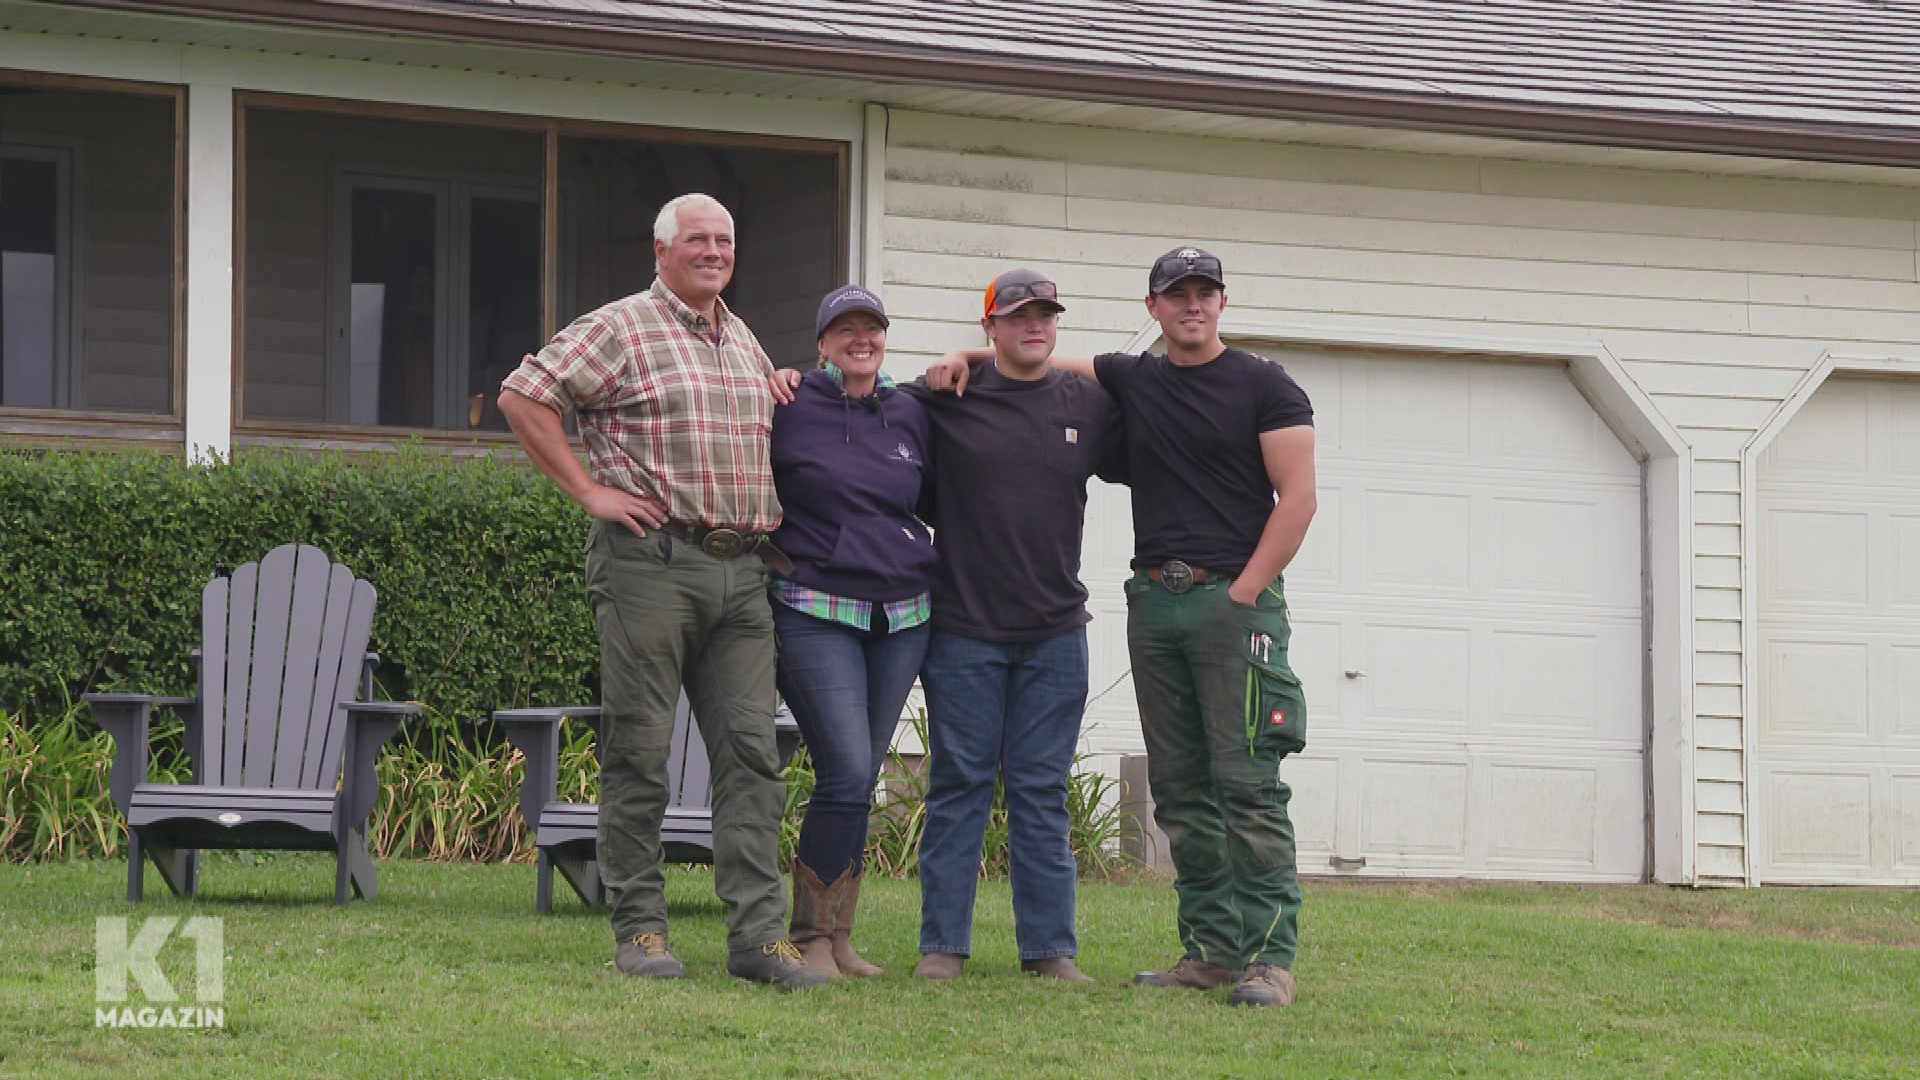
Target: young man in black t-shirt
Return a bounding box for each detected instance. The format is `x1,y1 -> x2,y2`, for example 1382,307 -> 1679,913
929,248 -> 1316,1007
898,269 -> 1125,984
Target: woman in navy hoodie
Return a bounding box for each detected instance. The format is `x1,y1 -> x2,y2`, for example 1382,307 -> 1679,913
770,285 -> 935,978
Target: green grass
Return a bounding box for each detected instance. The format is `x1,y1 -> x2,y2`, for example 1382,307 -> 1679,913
4,859 -> 1918,1079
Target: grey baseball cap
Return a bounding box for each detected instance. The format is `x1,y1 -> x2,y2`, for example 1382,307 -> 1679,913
815,285 -> 889,339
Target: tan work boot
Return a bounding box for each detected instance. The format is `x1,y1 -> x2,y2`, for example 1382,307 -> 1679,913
1133,957 -> 1240,990
913,952 -> 966,980
613,932 -> 685,979
831,870 -> 883,978
1229,962 -> 1297,1007
788,861 -> 846,979
1021,957 -> 1094,982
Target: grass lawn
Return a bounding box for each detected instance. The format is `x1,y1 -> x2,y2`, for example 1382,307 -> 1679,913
3,857 -> 1918,1079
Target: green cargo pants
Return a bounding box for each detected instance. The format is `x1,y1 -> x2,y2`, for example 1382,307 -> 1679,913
1125,571 -> 1307,970
583,522 -> 787,952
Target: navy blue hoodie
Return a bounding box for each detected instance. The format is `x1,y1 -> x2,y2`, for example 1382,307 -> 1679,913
769,369 -> 936,603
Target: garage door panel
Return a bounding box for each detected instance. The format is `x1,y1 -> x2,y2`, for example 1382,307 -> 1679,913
1485,364 -> 1636,475
1896,647 -> 1920,737
1364,624 -> 1472,725
1493,630 -> 1601,732
1893,393 -> 1920,476
1766,769 -> 1873,869
1763,508 -> 1870,605
1279,754 -> 1339,859
1286,615 -> 1343,725
1366,363 -> 1471,458
1765,381 -> 1869,477
1360,758 -> 1469,860
1894,515 -> 1920,606
1762,639 -> 1871,738
1490,495 -> 1604,598
1897,776 -> 1920,871
1487,764 -> 1598,864
1367,489 -> 1471,589
1287,486 -> 1341,587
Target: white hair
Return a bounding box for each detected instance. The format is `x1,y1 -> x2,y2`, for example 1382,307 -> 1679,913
653,193 -> 734,247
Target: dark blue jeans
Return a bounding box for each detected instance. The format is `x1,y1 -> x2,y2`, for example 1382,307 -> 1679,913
918,627 -> 1088,961
772,601 -> 931,880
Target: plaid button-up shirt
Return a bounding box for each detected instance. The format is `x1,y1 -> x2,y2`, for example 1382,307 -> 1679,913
503,279 -> 782,534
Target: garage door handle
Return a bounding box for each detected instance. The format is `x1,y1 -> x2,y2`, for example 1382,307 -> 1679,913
1329,856 -> 1367,869
1344,670 -> 1366,679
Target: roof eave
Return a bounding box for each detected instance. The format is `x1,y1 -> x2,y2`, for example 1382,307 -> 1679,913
54,0 -> 1920,170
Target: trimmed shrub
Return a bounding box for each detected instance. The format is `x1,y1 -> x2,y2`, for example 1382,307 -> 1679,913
0,445 -> 599,724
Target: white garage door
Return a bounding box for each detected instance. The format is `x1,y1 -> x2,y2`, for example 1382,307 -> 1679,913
1271,349 -> 1648,881
1755,376 -> 1920,885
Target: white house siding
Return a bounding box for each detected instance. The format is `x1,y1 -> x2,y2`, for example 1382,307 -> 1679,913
876,108 -> 1920,885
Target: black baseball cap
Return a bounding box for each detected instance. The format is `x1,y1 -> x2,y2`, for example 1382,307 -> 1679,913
1148,247 -> 1226,294
983,268 -> 1065,319
815,285 -> 889,339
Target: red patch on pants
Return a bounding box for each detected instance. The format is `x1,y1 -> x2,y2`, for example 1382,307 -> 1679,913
1270,710 -> 1286,726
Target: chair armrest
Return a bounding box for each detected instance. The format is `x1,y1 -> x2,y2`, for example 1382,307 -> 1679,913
338,702 -> 419,827
83,694 -> 200,812
491,707 -> 600,832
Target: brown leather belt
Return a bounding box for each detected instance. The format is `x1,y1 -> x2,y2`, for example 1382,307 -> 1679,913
1143,560 -> 1218,594
662,521 -> 794,575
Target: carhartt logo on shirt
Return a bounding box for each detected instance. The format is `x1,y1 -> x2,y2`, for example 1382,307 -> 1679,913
1064,427 -> 1079,444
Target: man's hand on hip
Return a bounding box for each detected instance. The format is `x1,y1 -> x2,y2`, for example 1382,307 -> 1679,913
580,483 -> 668,538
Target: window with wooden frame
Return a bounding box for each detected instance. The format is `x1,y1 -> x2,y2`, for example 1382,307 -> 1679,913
237,95 -> 849,441
0,75 -> 180,424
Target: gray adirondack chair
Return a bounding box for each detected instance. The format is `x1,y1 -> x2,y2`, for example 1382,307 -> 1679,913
495,694 -> 800,913
85,543 -> 420,905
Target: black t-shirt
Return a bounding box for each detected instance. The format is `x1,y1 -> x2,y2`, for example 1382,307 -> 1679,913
1092,347 -> 1313,576
900,363 -> 1125,642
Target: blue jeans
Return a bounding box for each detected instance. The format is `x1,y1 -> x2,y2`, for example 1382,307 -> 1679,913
918,627 -> 1088,960
772,601 -> 931,880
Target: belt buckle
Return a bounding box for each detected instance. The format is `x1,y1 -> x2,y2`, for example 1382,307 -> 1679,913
1159,559 -> 1194,594
702,528 -> 744,559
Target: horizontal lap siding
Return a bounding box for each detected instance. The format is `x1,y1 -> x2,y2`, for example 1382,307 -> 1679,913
881,108 -> 1920,884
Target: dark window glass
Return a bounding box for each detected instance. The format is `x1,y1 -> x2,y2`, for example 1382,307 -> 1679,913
558,137 -> 840,370
241,108 -> 541,429
1,157 -> 59,408
0,87 -> 175,415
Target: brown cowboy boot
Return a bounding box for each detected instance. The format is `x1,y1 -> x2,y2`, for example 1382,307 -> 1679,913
830,870 -> 883,978
788,861 -> 845,979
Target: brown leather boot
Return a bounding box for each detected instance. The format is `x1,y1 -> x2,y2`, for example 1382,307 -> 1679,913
913,952 -> 966,980
830,870 -> 883,978
1133,957 -> 1241,989
1229,962 -> 1298,1007
1021,957 -> 1094,982
788,861 -> 844,979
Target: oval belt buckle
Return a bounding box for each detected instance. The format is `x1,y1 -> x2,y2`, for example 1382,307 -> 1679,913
702,528 -> 743,559
1160,559 -> 1194,594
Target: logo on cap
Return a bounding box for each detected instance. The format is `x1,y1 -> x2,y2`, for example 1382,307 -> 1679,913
1176,248 -> 1202,260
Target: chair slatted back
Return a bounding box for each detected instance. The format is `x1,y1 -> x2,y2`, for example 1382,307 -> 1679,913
198,544 -> 377,790
667,693 -> 712,808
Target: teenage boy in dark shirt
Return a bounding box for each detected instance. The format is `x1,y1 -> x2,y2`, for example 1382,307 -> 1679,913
928,248 -> 1316,1008
898,269 -> 1125,983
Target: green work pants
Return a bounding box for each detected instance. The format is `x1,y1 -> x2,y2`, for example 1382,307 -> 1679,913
1125,572 -> 1307,970
584,522 -> 787,952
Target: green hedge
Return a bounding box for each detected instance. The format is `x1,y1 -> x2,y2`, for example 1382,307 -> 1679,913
0,446 -> 598,724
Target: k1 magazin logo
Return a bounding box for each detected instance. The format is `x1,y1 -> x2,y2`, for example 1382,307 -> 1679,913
94,916 -> 225,1030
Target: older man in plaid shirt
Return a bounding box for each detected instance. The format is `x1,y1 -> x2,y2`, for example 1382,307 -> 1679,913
499,193 -> 824,990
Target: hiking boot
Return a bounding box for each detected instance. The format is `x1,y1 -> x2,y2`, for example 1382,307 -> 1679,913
912,952 -> 966,980
831,870 -> 882,978
1133,957 -> 1240,990
727,940 -> 830,990
614,932 -> 685,979
1229,962 -> 1297,1007
788,861 -> 845,979
1021,957 -> 1094,982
